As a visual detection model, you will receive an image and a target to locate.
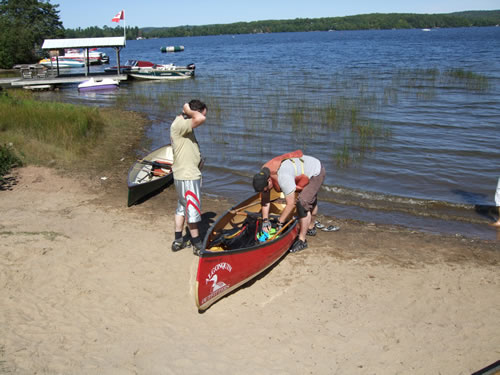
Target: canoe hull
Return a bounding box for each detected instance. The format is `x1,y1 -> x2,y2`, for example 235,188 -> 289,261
127,145 -> 174,206
195,190 -> 298,311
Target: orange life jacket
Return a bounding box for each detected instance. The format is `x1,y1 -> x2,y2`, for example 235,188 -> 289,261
262,150 -> 309,193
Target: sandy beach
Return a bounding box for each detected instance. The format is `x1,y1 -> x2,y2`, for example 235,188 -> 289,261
1,165 -> 499,374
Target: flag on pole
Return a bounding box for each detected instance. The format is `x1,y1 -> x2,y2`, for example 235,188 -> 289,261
112,10 -> 124,23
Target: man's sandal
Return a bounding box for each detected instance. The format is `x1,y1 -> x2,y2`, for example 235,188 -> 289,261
314,220 -> 325,229
322,225 -> 340,232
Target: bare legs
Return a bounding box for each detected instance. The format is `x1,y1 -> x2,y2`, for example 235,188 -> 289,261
174,214 -> 199,238
297,204 -> 319,242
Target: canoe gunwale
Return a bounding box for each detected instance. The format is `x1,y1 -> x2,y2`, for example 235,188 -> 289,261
199,217 -> 297,257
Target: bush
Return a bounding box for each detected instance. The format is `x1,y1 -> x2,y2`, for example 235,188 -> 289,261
0,143 -> 23,181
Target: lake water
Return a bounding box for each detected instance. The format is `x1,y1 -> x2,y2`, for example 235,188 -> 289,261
38,27 -> 500,240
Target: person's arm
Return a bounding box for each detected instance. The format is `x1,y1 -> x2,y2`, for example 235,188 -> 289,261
261,191 -> 271,232
279,192 -> 296,225
261,190 -> 271,220
183,103 -> 206,129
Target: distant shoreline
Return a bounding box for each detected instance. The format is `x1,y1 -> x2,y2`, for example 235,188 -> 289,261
64,10 -> 500,39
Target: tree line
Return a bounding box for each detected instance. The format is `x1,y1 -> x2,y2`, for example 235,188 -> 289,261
64,26 -> 141,40
0,0 -> 498,69
70,11 -> 500,39
139,11 -> 500,38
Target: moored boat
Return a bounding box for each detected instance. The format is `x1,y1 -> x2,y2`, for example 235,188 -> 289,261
127,145 -> 174,206
195,189 -> 299,311
62,48 -> 109,64
39,58 -> 84,68
104,59 -> 137,73
78,77 -> 119,91
126,60 -> 195,80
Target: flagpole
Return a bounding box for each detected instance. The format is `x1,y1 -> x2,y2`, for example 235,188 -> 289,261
123,10 -> 126,46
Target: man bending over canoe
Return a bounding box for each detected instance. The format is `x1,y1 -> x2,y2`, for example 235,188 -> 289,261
170,100 -> 208,255
252,150 -> 325,253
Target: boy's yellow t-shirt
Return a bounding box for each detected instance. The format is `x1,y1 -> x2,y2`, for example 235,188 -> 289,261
170,116 -> 201,180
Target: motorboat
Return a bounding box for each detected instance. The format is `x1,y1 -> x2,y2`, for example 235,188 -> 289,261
62,48 -> 109,64
104,59 -> 137,73
77,77 -> 119,91
125,60 -> 195,80
39,58 -> 84,68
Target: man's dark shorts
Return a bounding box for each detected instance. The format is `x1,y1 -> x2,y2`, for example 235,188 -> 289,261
298,166 -> 325,213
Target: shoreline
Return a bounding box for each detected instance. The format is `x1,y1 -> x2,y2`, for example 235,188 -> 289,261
196,180 -> 500,242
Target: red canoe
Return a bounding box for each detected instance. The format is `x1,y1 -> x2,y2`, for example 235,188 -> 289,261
195,189 -> 298,311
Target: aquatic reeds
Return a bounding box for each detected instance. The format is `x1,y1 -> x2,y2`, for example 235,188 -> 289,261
394,67 -> 490,95
444,68 -> 489,91
335,141 -> 352,167
106,65 -> 488,170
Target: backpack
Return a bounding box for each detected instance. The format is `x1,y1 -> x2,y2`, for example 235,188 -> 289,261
211,216 -> 260,250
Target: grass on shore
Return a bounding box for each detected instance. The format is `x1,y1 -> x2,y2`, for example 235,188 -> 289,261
0,89 -> 148,181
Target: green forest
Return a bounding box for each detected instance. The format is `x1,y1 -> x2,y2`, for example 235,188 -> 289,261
0,0 -> 499,69
68,10 -> 500,39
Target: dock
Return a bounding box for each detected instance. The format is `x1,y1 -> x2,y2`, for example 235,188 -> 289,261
0,36 -> 129,91
0,72 -> 128,90
10,73 -> 128,88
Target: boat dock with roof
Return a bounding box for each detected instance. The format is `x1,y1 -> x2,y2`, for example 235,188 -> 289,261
5,36 -> 128,89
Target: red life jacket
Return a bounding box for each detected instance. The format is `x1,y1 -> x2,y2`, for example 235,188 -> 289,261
262,150 -> 309,193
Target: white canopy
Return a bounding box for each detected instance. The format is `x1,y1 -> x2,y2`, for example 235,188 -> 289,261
42,37 -> 126,50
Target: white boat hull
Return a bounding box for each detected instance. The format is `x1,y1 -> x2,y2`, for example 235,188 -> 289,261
78,78 -> 119,91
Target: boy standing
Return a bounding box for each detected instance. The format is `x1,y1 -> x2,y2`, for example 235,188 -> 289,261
170,100 -> 207,255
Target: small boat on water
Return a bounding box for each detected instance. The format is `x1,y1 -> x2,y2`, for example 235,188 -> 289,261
125,60 -> 195,80
39,58 -> 84,68
195,189 -> 299,311
78,77 -> 119,91
104,59 -> 137,73
127,145 -> 174,207
62,48 -> 109,64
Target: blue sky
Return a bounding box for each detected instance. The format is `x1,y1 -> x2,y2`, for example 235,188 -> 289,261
55,0 -> 499,29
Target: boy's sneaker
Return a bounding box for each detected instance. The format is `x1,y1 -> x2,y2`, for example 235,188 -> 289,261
171,237 -> 191,252
192,240 -> 203,256
289,239 -> 308,253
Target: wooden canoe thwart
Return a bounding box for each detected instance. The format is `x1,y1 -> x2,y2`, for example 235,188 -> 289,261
127,144 -> 174,206
195,189 -> 298,311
